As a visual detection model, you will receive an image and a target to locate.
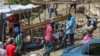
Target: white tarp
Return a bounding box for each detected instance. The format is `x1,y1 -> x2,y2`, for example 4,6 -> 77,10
0,4 -> 39,13
0,4 -> 39,19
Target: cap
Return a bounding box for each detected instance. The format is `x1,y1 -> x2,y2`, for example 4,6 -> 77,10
49,20 -> 56,25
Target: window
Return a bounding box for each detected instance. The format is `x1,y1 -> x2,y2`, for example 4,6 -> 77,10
89,43 -> 100,55
84,43 -> 100,55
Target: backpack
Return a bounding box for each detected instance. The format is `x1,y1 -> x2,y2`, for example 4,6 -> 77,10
89,18 -> 97,30
92,21 -> 97,30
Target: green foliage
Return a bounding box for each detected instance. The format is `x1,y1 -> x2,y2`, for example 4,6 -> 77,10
8,0 -> 31,5
31,13 -> 39,20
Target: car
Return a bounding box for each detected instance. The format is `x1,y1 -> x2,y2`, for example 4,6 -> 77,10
62,38 -> 100,56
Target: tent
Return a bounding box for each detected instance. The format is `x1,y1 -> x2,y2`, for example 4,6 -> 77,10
0,4 -> 39,19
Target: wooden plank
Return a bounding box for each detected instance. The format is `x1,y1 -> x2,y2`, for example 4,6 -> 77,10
22,15 -> 69,32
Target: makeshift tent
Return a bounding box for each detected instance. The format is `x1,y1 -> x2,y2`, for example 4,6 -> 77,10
0,4 -> 39,13
0,4 -> 39,19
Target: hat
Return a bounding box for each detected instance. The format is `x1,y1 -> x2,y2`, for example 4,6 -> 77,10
49,20 -> 56,24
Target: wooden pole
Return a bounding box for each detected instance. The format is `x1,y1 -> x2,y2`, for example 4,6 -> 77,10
0,13 -> 5,43
31,8 -> 33,24
38,7 -> 41,22
66,2 -> 68,15
44,3 -> 47,21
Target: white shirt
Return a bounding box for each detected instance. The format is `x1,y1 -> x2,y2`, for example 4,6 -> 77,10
72,0 -> 76,2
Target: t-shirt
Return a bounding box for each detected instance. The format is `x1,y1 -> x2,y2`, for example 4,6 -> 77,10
45,24 -> 53,41
6,44 -> 16,56
0,48 -> 6,56
66,16 -> 75,34
8,22 -> 13,28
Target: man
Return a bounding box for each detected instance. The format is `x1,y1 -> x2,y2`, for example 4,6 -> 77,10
6,38 -> 16,56
69,0 -> 77,13
0,41 -> 6,56
63,13 -> 75,48
43,20 -> 56,56
14,27 -> 23,56
48,1 -> 58,18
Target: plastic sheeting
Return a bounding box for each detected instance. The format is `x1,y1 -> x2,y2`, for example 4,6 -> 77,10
0,4 -> 39,19
0,4 -> 39,13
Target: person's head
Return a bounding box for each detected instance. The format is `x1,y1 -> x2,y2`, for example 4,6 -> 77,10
49,20 -> 56,25
7,38 -> 14,44
0,41 -> 3,48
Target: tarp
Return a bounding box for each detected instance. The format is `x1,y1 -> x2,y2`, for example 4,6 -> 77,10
0,4 -> 39,19
0,4 -> 39,13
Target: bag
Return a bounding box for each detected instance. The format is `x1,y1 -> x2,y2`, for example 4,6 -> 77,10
92,21 -> 97,30
89,18 -> 97,30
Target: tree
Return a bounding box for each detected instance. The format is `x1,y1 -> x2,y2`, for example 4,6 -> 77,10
7,0 -> 31,5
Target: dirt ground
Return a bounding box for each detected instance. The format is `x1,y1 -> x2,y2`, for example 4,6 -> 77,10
22,2 -> 100,56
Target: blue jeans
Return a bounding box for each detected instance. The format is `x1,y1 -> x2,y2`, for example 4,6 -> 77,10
44,40 -> 54,56
48,8 -> 58,18
62,34 -> 74,48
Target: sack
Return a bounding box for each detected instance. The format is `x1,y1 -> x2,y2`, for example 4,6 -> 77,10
89,18 -> 97,30
52,31 -> 63,40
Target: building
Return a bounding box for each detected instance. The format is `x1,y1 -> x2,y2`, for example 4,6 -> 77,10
0,0 -> 6,7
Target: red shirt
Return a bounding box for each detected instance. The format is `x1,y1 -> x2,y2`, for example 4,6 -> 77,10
6,44 -> 16,56
45,24 -> 53,41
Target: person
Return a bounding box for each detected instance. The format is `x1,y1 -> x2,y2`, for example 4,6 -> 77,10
43,20 -> 56,56
48,1 -> 58,18
82,19 -> 94,44
7,15 -> 14,34
6,38 -> 16,56
0,41 -> 6,56
63,13 -> 75,48
14,27 -> 23,56
85,14 -> 97,30
69,0 -> 77,13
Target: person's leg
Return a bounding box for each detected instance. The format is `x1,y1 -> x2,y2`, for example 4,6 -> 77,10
44,41 -> 54,56
62,34 -> 68,48
69,34 -> 74,46
48,8 -> 53,18
54,9 -> 59,17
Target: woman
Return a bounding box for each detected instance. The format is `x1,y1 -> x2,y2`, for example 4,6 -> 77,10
82,19 -> 94,44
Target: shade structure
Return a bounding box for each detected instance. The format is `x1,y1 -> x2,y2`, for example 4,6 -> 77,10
0,4 -> 39,13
